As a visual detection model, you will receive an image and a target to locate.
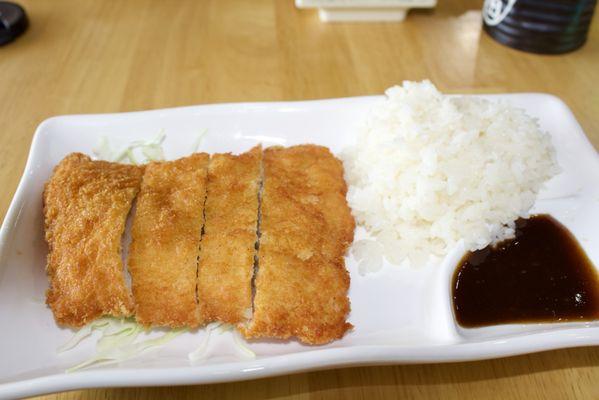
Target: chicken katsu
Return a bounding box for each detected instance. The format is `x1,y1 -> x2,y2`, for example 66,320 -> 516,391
197,146 -> 262,325
43,153 -> 143,327
241,145 -> 354,344
43,144 -> 354,344
127,153 -> 209,328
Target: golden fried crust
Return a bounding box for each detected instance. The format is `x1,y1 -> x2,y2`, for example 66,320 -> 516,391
43,153 -> 143,327
261,145 -> 355,255
244,251 -> 351,344
242,145 -> 354,344
128,153 -> 209,328
198,146 -> 262,324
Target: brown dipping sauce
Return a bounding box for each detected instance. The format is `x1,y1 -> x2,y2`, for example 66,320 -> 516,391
452,215 -> 599,327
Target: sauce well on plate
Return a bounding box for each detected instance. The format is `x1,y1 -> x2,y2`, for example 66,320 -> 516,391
452,215 -> 599,327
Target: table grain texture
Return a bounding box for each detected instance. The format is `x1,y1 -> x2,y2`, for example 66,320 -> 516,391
1,0 -> 598,399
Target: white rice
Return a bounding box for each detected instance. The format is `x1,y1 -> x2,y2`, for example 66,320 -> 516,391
342,81 -> 559,269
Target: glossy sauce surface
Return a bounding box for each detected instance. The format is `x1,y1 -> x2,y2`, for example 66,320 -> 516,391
453,215 -> 599,327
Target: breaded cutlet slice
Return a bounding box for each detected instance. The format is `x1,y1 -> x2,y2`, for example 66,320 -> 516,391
197,146 -> 262,324
43,153 -> 143,327
264,144 -> 355,256
128,153 -> 209,328
241,145 -> 354,344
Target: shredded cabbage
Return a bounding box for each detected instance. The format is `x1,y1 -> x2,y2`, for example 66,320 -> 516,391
57,318 -> 111,353
187,323 -> 256,362
60,317 -> 257,371
232,330 -> 256,359
93,131 -> 166,164
141,144 -> 164,161
218,323 -> 234,334
92,128 -> 208,164
188,322 -> 221,362
65,318 -> 184,373
124,148 -> 138,165
93,137 -> 112,161
95,320 -> 141,353
191,129 -> 208,154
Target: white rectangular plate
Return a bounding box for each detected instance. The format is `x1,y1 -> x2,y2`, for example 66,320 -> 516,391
1,94 -> 598,399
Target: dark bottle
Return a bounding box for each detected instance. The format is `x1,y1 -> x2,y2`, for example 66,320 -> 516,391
0,1 -> 28,46
482,0 -> 597,54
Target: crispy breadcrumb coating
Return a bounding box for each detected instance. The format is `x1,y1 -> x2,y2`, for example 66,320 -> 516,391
128,153 -> 209,328
198,146 -> 262,324
242,145 -> 354,344
43,153 -> 143,327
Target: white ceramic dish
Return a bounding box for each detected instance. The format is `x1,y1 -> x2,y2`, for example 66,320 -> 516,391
1,94 -> 598,399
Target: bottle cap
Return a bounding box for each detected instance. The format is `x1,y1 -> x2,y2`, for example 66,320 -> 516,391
0,2 -> 28,46
483,0 -> 597,54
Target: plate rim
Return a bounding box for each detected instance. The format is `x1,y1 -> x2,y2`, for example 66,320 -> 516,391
1,92 -> 598,399
2,330 -> 599,399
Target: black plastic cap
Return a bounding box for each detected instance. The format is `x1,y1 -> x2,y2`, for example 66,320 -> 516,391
483,0 -> 597,55
0,2 -> 28,46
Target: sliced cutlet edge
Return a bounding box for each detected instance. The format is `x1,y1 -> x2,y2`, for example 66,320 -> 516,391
127,153 -> 209,328
198,145 -> 262,325
241,145 -> 354,344
43,153 -> 143,327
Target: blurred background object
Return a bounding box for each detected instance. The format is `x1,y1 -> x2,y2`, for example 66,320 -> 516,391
296,0 -> 437,22
483,0 -> 597,54
0,1 -> 27,46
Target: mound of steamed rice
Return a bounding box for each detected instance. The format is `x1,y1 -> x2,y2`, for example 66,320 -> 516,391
342,81 -> 559,269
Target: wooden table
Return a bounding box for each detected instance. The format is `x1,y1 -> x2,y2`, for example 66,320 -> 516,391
1,0 -> 598,398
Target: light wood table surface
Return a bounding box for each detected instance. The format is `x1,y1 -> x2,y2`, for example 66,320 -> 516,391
1,0 -> 598,399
